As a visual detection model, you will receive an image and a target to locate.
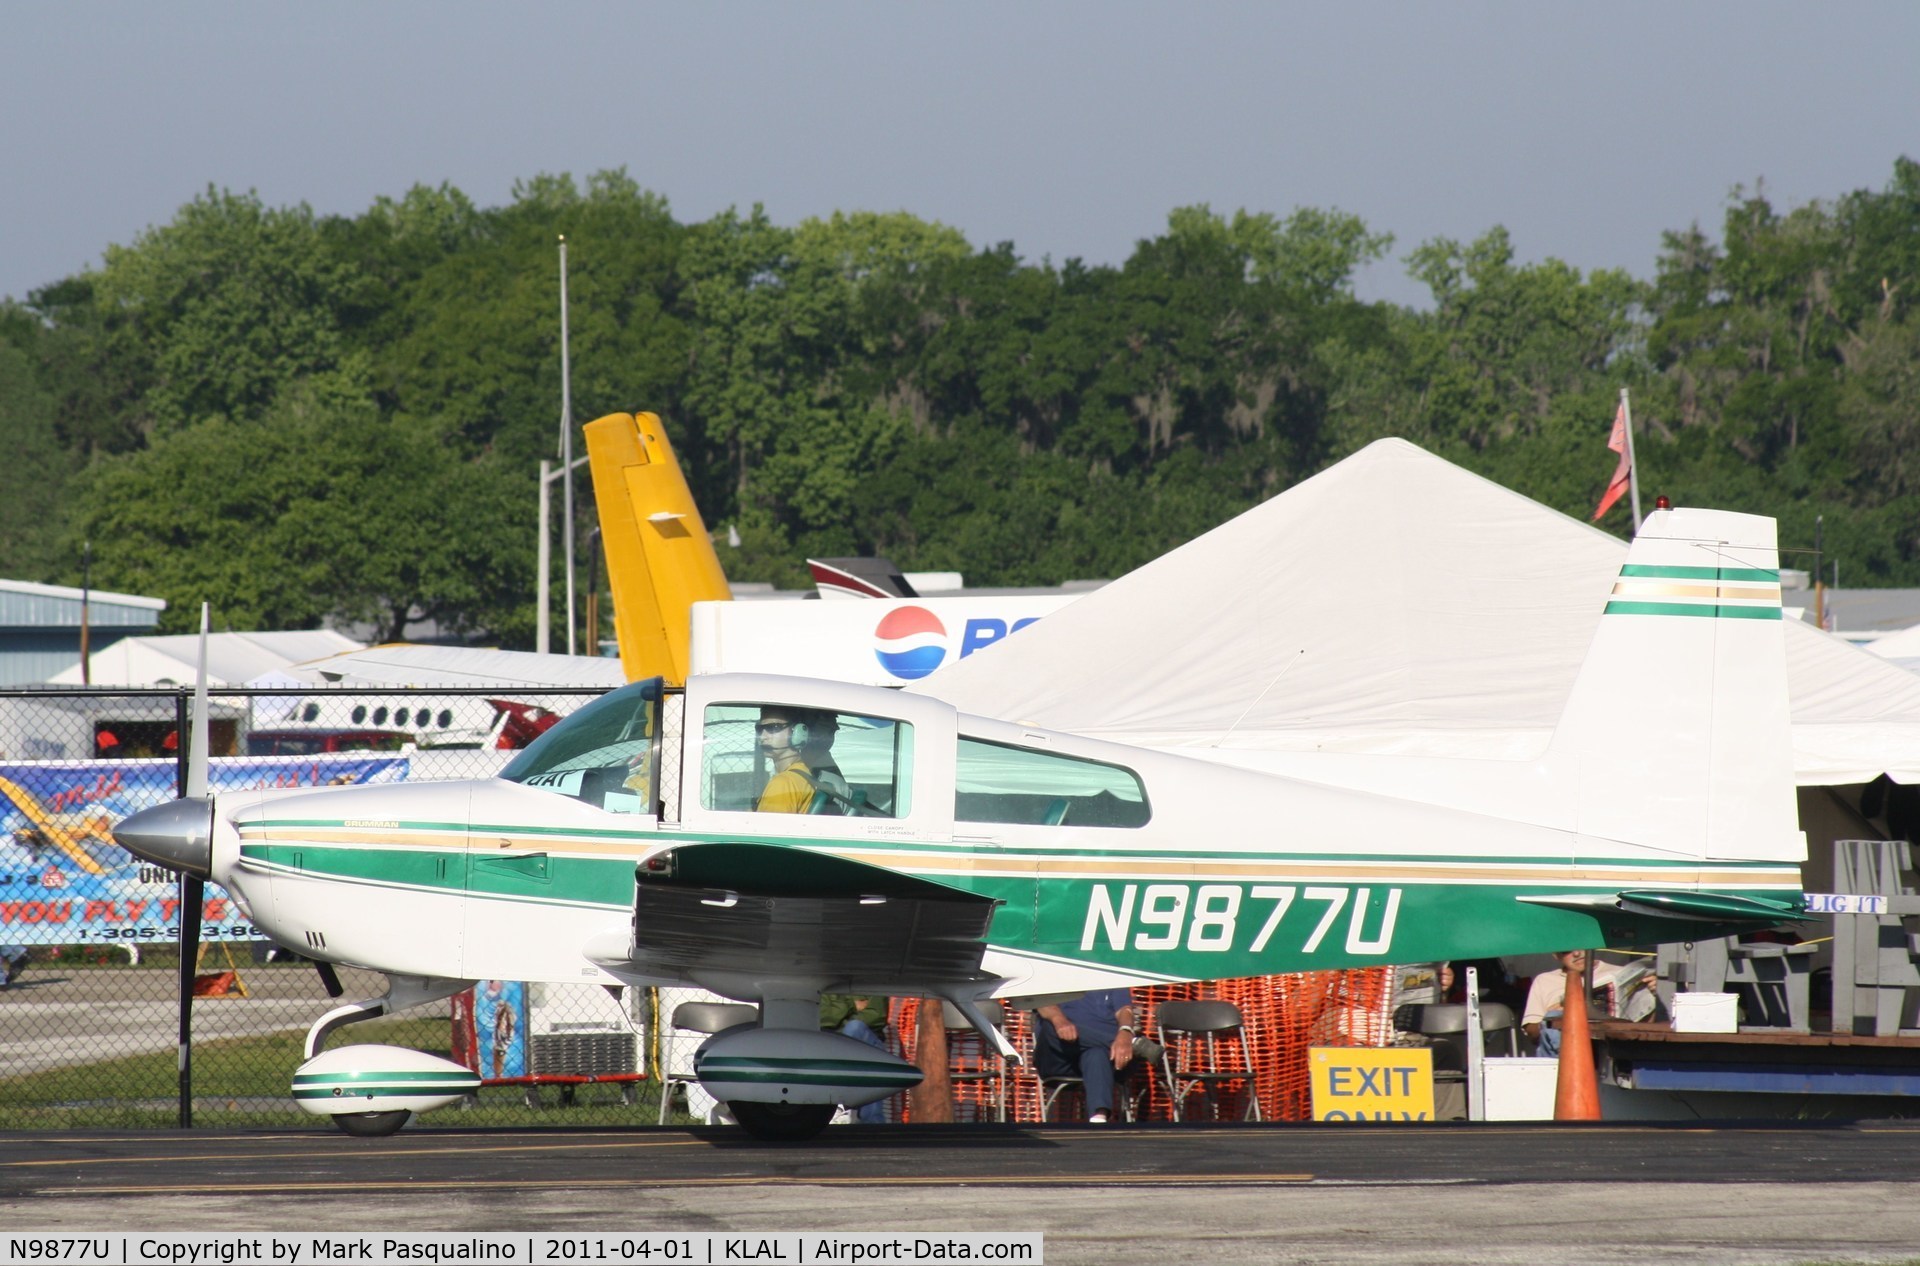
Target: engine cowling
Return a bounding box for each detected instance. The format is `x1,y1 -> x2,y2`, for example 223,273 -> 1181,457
695,1027 -> 922,1108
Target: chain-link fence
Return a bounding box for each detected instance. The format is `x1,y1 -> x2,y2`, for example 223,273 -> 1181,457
0,684 -> 721,1129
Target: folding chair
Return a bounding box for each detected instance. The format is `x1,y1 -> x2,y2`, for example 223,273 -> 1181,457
942,1000 -> 1010,1122
657,1000 -> 758,1124
1155,998 -> 1262,1121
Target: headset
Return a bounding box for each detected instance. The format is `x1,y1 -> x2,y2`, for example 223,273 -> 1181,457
762,710 -> 830,750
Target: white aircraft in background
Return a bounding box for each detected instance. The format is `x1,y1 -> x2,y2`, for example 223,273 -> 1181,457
116,506 -> 1804,1139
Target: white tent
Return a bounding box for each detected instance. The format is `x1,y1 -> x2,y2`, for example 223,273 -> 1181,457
50,629 -> 363,688
913,438 -> 1920,786
1866,621 -> 1920,675
286,644 -> 627,690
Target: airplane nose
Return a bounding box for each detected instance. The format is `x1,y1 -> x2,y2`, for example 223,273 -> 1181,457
114,797 -> 215,879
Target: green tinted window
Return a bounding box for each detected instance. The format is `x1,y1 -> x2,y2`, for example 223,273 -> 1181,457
701,703 -> 912,818
499,677 -> 661,814
955,737 -> 1149,828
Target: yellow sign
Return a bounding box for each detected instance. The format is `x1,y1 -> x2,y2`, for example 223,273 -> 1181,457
1308,1047 -> 1435,1121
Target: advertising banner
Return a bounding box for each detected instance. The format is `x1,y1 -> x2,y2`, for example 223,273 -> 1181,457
450,981 -> 531,1080
0,755 -> 409,947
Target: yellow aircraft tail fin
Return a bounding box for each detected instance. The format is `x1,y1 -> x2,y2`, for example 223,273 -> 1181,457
584,411 -> 731,685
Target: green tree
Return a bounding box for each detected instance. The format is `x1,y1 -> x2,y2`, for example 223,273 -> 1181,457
70,386 -> 533,640
379,170 -> 688,471
679,206 -> 972,571
0,338 -> 77,579
92,188 -> 370,434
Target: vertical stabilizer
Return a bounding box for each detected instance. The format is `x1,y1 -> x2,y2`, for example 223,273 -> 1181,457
1549,508 -> 1800,862
584,412 -> 732,684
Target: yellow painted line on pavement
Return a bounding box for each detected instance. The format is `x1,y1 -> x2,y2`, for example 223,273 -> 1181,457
42,1173 -> 1318,1197
3,1137 -> 706,1170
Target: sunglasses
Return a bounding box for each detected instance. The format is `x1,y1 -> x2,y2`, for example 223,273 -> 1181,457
755,721 -> 792,735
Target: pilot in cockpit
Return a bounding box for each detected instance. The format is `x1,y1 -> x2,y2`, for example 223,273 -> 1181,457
754,707 -> 841,813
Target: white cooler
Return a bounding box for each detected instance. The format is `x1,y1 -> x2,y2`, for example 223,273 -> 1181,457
1671,992 -> 1739,1033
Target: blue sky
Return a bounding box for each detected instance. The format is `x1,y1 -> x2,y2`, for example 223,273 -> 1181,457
4,2 -> 1917,309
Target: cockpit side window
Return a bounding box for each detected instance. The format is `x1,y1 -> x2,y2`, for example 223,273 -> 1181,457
955,736 -> 1150,828
499,678 -> 662,814
700,703 -> 913,818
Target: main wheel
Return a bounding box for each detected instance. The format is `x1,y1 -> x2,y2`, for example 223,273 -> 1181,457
330,1110 -> 412,1138
727,1101 -> 835,1142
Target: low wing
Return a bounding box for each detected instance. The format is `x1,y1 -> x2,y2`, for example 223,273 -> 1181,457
602,843 -> 999,995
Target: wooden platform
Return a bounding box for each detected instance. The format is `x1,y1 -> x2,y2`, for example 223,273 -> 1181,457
1593,1019 -> 1920,1096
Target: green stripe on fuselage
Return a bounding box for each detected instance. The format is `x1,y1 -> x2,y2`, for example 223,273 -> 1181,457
293,1069 -> 479,1086
1618,565 -> 1781,582
1605,601 -> 1782,619
245,827 -> 1796,981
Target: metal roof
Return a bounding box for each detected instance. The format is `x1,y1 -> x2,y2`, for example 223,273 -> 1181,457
0,579 -> 167,629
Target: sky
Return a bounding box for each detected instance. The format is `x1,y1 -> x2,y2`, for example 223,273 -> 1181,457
4,3 -> 1918,310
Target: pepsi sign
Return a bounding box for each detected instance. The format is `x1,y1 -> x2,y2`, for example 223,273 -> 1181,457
873,606 -> 1040,681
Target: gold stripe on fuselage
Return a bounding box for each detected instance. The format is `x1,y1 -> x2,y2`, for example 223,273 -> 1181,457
1610,582 -> 1781,602
236,827 -> 1799,890
832,847 -> 1801,889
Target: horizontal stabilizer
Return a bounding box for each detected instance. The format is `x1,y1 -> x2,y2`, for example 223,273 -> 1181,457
1518,889 -> 1805,923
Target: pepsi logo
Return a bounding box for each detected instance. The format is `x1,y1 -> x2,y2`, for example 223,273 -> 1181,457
874,606 -> 947,680
873,607 -> 1044,680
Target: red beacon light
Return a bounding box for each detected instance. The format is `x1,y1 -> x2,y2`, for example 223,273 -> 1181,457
1655,494 -> 1672,510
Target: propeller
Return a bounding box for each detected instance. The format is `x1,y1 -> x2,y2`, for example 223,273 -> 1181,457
177,605 -> 210,1122
110,608 -> 215,1123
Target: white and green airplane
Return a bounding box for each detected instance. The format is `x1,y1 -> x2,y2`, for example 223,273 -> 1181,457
115,506 -> 1805,1139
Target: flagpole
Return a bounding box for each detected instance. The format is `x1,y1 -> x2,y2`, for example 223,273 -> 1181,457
1620,387 -> 1643,535
559,236 -> 575,657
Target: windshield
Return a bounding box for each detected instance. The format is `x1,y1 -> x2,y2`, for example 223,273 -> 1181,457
499,677 -> 663,814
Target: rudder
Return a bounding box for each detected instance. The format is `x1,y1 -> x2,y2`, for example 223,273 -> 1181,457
1548,507 -> 1800,863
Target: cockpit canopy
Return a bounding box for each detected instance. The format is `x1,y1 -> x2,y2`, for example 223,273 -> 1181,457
499,676 -> 663,813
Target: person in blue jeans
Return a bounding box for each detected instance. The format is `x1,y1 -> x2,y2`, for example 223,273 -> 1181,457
1523,949 -> 1628,1056
0,946 -> 28,987
1034,989 -> 1139,1123
820,994 -> 891,1123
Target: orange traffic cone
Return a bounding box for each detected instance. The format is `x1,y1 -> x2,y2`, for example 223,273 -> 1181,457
1552,971 -> 1601,1121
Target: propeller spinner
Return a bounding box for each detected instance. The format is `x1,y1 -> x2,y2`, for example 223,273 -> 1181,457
113,796 -> 215,877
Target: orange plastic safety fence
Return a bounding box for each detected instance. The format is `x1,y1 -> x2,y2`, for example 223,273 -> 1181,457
1134,971 -> 1397,1122
889,998 -> 1038,1123
889,969 -> 1395,1125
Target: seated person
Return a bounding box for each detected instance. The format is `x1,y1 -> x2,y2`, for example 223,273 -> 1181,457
1522,949 -> 1645,1055
798,715 -> 852,810
820,994 -> 890,1124
1033,989 -> 1141,1124
753,707 -> 834,813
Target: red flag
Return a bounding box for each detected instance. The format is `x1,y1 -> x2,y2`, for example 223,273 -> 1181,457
1591,401 -> 1631,521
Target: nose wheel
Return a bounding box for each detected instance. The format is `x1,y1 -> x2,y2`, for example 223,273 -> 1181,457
727,1101 -> 835,1141
330,1110 -> 413,1138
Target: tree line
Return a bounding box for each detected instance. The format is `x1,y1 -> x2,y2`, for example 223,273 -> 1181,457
2,160 -> 1916,645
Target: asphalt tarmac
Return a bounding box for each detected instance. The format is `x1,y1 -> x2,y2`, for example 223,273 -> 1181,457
6,1121 -> 1920,1266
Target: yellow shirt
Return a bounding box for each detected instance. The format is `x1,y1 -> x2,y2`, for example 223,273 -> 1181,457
756,762 -> 815,813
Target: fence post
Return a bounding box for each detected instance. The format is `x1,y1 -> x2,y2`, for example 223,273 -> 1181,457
173,688 -> 194,1129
